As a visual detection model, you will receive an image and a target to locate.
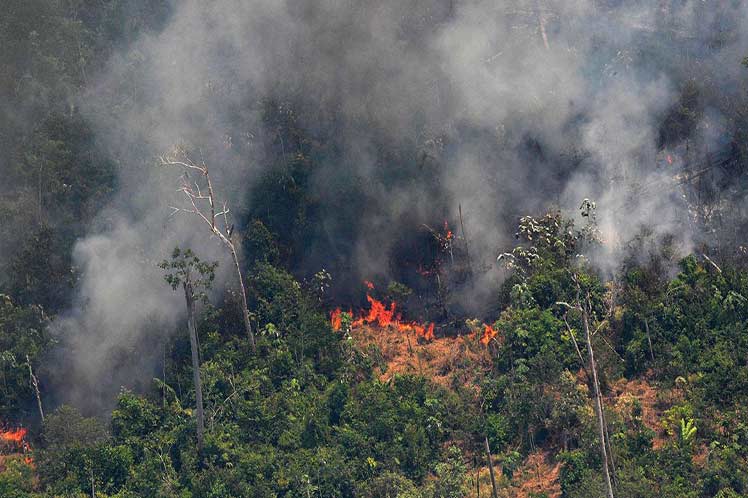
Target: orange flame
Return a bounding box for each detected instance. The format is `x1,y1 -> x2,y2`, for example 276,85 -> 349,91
331,295 -> 435,341
363,280 -> 375,290
1,426 -> 33,466
352,295 -> 397,328
480,324 -> 498,346
0,428 -> 27,444
444,220 -> 454,240
330,308 -> 342,331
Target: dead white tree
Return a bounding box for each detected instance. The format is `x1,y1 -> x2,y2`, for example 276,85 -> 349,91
26,355 -> 44,422
161,148 -> 256,352
558,282 -> 615,498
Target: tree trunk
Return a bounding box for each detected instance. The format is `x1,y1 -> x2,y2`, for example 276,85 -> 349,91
26,355 -> 44,422
644,318 -> 655,362
484,436 -> 499,498
475,455 -> 480,497
459,204 -> 473,275
582,308 -> 615,498
229,244 -> 256,352
184,280 -> 205,454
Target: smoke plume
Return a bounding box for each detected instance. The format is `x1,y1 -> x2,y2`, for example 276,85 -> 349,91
52,0 -> 748,410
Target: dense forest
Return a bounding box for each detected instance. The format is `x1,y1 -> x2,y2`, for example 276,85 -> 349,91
2,1 -> 748,497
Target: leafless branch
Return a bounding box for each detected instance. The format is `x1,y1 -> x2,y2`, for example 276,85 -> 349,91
160,148 -> 257,352
702,253 -> 722,274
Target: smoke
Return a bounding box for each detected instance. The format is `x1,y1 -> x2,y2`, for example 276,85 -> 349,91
52,0 -> 748,410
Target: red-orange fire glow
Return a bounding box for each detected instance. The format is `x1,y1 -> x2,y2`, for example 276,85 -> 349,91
352,295 -> 397,328
331,294 -> 436,341
330,308 -> 343,331
363,280 -> 375,290
1,426 -> 33,466
480,324 -> 498,346
0,428 -> 27,444
444,220 -> 454,240
666,154 -> 673,165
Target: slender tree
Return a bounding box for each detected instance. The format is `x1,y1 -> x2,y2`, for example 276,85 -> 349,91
160,247 -> 218,454
558,281 -> 615,498
161,147 -> 257,351
484,436 -> 499,498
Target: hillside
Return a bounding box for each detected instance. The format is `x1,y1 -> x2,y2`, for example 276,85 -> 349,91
4,0 -> 748,497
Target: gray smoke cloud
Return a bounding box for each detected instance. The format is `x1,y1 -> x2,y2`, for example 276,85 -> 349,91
53,0 -> 748,410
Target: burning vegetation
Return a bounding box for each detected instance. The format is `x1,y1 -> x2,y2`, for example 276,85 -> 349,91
0,425 -> 33,467
5,0 -> 748,496
330,292 -> 436,341
330,282 -> 499,346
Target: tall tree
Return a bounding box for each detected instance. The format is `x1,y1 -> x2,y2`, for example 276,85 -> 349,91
161,148 -> 257,351
559,280 -> 615,498
160,247 -> 217,454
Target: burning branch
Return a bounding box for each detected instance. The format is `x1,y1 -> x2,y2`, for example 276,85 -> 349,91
161,147 -> 256,352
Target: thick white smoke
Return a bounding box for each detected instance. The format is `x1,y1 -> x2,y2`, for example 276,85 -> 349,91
52,0 -> 748,410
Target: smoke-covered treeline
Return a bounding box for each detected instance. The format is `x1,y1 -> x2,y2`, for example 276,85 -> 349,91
2,0 -> 748,410
33,0 -> 744,408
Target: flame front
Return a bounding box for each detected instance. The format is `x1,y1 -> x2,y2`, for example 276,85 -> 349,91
330,283 -> 497,346
480,324 -> 498,345
330,308 -> 343,331
444,220 -> 453,240
352,295 -> 397,328
1,426 -> 33,466
0,428 -> 27,444
331,294 -> 436,341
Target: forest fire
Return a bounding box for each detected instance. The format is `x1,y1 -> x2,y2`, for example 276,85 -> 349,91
330,308 -> 343,331
0,427 -> 27,444
444,220 -> 453,241
0,425 -> 33,466
330,286 -> 500,346
330,294 -> 435,341
480,324 -> 498,345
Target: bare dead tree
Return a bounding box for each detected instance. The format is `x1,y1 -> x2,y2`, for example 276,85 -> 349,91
161,149 -> 256,352
26,355 -> 43,422
558,283 -> 615,498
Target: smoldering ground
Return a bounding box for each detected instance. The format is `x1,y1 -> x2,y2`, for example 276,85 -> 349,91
48,0 -> 748,411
